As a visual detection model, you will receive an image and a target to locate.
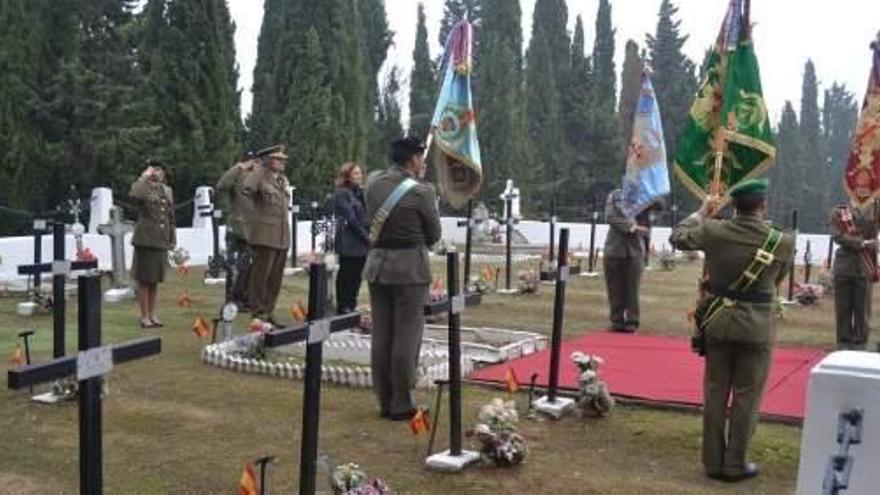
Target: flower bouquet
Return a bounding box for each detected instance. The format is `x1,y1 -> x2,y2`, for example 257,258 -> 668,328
468,398 -> 527,467
571,351 -> 614,416
329,462 -> 389,495
516,269 -> 540,295
794,283 -> 824,306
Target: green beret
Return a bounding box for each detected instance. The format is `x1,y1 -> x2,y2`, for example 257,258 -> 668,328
728,178 -> 768,197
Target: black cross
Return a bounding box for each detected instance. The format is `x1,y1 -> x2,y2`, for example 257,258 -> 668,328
17,223 -> 98,358
7,274 -> 161,495
456,200 -> 479,289
20,218 -> 51,293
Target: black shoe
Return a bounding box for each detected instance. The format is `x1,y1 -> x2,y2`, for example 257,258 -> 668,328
708,463 -> 759,482
611,326 -> 636,334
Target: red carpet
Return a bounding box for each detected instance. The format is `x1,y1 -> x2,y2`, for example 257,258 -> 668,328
470,332 -> 825,422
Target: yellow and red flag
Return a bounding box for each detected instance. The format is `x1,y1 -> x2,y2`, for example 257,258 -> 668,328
237,463 -> 258,495
409,407 -> 431,436
482,265 -> 494,281
192,316 -> 211,338
844,36 -> 880,206
10,344 -> 24,366
289,302 -> 308,323
177,291 -> 193,308
504,366 -> 519,393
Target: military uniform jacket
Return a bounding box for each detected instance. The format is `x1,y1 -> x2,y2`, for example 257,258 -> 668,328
216,161 -> 255,241
830,205 -> 879,279
362,166 -> 442,285
130,177 -> 176,250
670,214 -> 795,347
333,186 -> 369,258
604,190 -> 646,258
242,167 -> 291,250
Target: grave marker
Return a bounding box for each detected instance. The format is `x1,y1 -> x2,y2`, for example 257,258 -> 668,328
97,207 -> 134,302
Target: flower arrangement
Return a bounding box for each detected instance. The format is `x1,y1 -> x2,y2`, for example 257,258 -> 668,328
329,463 -> 389,495
516,269 -> 540,294
468,398 -> 527,467
794,283 -> 824,306
467,275 -> 489,295
571,351 -> 614,416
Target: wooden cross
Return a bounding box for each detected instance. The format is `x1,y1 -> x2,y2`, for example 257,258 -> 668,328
7,274 -> 161,495
18,223 -> 98,358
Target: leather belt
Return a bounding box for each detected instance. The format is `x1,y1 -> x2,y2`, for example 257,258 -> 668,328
709,285 -> 773,303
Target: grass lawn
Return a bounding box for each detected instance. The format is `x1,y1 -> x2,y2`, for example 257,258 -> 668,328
0,259 -> 861,493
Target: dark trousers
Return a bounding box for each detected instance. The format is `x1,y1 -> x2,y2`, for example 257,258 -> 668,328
336,255 -> 366,312
603,255 -> 643,329
702,342 -> 771,475
229,235 -> 252,306
369,282 -> 429,415
834,276 -> 871,349
248,245 -> 288,320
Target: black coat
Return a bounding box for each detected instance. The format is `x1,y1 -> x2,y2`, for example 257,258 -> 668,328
334,186 -> 370,257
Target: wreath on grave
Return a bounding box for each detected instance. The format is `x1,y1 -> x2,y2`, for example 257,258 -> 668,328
793,283 -> 824,306
467,398 -> 527,467
327,462 -> 389,495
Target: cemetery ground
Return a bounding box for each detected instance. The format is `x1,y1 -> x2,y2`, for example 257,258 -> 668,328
0,260 -> 853,493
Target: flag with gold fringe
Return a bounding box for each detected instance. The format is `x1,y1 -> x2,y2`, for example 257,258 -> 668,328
844,34 -> 880,207
409,407 -> 431,436
237,463 -> 258,495
427,19 -> 482,209
673,0 -> 775,200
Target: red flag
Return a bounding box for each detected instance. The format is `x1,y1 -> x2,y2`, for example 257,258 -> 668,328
289,301 -> 308,323
192,316 -> 210,338
237,463 -> 258,495
409,408 -> 431,436
10,344 -> 24,367
844,37 -> 880,207
504,366 -> 519,393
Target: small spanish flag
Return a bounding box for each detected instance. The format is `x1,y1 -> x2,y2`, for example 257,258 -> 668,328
409,407 -> 431,436
177,291 -> 193,308
237,463 -> 258,495
289,301 -> 307,323
504,366 -> 519,393
192,316 -> 211,338
482,265 -> 494,281
176,265 -> 190,277
10,343 -> 24,367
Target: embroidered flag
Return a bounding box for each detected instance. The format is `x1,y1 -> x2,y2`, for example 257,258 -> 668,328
673,0 -> 775,200
427,20 -> 482,208
622,69 -> 670,218
409,407 -> 432,436
504,366 -> 520,393
237,463 -> 258,495
192,316 -> 211,338
844,36 -> 880,207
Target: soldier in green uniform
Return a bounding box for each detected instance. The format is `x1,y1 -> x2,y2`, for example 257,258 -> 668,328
130,159 -> 176,329
242,145 -> 290,325
216,153 -> 257,308
829,199 -> 879,350
603,189 -> 650,332
364,136 -> 441,420
669,179 -> 794,482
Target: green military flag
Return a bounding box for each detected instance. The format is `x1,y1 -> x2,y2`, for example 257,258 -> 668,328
673,0 -> 775,199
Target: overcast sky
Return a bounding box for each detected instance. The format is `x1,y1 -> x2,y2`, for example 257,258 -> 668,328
229,0 -> 880,126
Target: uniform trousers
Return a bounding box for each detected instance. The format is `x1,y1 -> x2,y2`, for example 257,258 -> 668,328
248,245 -> 288,319
603,255 -> 643,329
702,341 -> 771,475
369,282 -> 429,415
833,275 -> 871,350
229,234 -> 252,306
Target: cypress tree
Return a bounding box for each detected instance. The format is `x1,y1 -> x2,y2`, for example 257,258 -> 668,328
408,3 -> 435,138
358,0 -> 393,169
247,0 -> 285,148
377,66 -> 405,153
767,102 -> 803,223
478,0 -> 527,202
564,15 -> 595,205
619,40 -> 643,146
799,59 -> 824,230
592,0 -> 616,110
822,83 -> 859,205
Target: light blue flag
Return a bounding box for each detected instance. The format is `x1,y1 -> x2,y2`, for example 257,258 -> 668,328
621,70 -> 670,218
427,20 -> 482,209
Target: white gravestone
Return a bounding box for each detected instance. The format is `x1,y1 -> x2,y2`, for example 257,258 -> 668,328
796,351 -> 880,494
501,179 -> 522,220
192,186 -> 214,229
98,207 -> 134,303
89,188 -> 113,234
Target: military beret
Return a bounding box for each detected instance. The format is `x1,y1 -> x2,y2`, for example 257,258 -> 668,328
256,145 -> 288,160
390,136 -> 426,163
728,178 -> 769,197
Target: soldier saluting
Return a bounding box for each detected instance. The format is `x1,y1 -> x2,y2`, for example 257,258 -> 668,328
242,145 -> 290,326
670,179 -> 794,482
217,151 -> 257,309
364,136 -> 441,420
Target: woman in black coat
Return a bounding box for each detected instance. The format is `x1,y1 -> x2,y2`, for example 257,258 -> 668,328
333,162 -> 370,313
